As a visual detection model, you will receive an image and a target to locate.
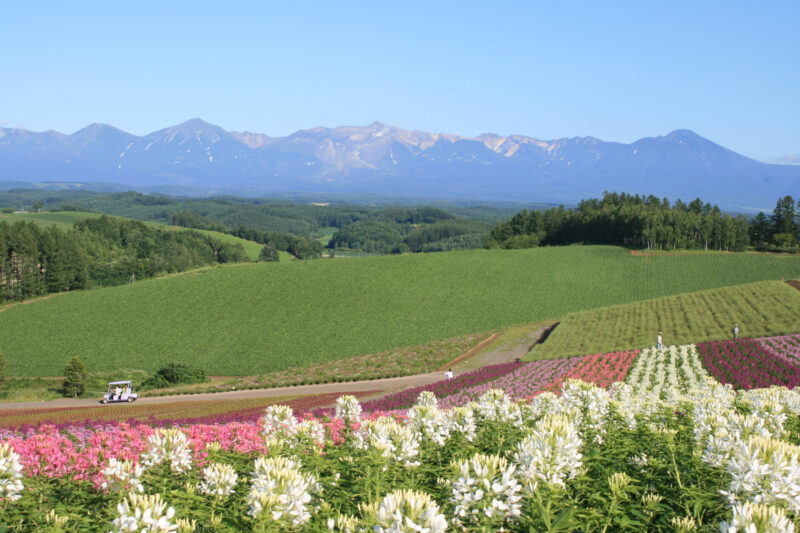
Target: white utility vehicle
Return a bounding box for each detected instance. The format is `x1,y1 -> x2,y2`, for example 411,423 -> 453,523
101,380 -> 138,403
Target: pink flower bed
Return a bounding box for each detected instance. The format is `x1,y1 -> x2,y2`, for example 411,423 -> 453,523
541,350 -> 639,393
0,421 -> 271,490
757,334 -> 800,365
438,357 -> 580,409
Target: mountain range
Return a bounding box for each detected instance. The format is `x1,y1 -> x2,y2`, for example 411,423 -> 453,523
1,118 -> 797,211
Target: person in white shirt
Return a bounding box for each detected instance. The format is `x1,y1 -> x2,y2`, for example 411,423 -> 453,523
444,369 -> 454,380
656,332 -> 663,349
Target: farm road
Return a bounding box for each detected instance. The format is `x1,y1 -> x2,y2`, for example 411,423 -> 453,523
0,325 -> 550,412
0,372 -> 446,411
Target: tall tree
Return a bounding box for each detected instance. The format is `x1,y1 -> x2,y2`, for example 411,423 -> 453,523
771,195 -> 797,236
749,212 -> 772,249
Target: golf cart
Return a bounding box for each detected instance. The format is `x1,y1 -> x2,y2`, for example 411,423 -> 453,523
101,380 -> 138,404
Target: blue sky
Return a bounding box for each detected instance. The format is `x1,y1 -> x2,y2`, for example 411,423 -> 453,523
1,1 -> 798,163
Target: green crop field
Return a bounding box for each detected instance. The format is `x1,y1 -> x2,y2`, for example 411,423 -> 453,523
529,280 -> 800,360
1,245 -> 799,376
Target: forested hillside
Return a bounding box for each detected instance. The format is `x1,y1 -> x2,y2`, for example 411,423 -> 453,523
485,192 -> 752,251
0,190 -> 508,254
327,207 -> 491,253
0,216 -> 247,301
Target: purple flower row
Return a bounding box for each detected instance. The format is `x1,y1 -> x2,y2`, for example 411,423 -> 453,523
359,361 -> 524,412
438,357 -> 581,409
697,338 -> 800,390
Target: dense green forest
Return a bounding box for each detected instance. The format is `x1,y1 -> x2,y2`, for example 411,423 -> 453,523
485,192 -> 760,251
0,190 -> 513,254
168,210 -> 324,259
0,216 -> 247,301
326,207 -> 491,253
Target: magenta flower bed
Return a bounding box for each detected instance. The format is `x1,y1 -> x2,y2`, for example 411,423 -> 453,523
358,361 -> 524,412
697,338 -> 800,390
438,357 -> 581,409
757,334 -> 800,365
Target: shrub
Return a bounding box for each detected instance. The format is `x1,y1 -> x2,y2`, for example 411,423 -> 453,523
63,356 -> 88,398
142,363 -> 205,390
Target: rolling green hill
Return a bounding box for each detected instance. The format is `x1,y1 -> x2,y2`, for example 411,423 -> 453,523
0,210 -> 104,229
1,245 -> 799,376
0,211 -> 283,262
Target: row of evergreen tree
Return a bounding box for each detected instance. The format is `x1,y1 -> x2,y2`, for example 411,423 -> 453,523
485,192 -> 778,252
748,196 -> 799,251
0,216 -> 248,302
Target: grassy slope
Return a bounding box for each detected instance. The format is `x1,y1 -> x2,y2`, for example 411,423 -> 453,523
0,211 -> 104,229
0,211 -> 289,262
529,280 -> 800,360
2,245 -> 799,376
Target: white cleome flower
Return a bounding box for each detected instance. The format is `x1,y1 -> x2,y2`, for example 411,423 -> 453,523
247,456 -> 319,527
0,443 -> 24,503
407,404 -> 450,446
720,501 -> 795,533
415,390 -> 439,408
110,493 -> 178,533
361,418 -> 422,467
476,389 -> 523,427
262,404 -> 299,439
292,419 -> 326,450
560,379 -> 610,442
513,414 -> 583,492
362,488 -> 447,533
725,435 -> 800,512
101,457 -> 145,493
449,453 -> 522,529
335,395 -> 363,423
198,462 -> 238,498
141,428 -> 193,474
446,406 -> 477,442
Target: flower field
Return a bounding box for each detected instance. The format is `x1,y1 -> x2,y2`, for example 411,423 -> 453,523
541,350 -> 639,393
2,337 -> 800,530
436,358 -> 581,409
698,338 -> 800,390
758,333 -> 800,365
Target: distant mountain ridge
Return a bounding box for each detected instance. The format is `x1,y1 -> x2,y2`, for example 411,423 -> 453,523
1,118 -> 797,211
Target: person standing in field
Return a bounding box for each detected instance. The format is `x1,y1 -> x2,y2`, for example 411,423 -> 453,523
733,323 -> 739,340
657,332 -> 663,349
444,369 -> 454,380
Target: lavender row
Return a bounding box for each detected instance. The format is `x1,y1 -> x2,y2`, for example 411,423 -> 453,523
757,334 -> 800,365
438,357 -> 581,409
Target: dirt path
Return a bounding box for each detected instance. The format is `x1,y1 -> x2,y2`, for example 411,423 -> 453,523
0,372 -> 449,411
0,324 -> 554,413
453,324 -> 554,370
